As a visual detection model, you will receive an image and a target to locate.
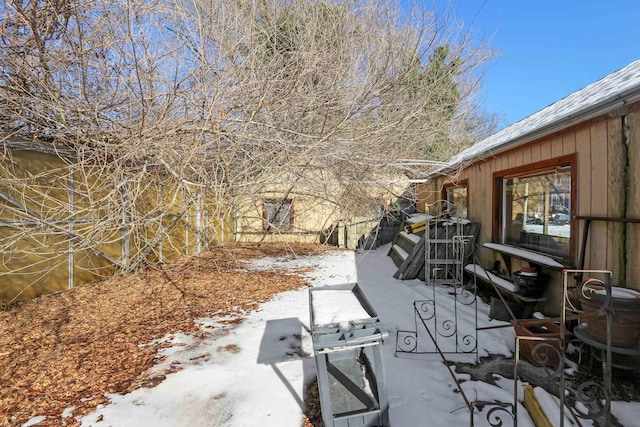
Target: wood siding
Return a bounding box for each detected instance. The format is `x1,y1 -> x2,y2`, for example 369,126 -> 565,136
425,103 -> 640,314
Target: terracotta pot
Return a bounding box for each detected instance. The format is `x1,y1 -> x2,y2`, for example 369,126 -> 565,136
566,287 -> 582,311
512,318 -> 572,368
578,282 -> 640,348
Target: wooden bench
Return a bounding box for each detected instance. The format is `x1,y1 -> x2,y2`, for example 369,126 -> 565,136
464,264 -> 545,304
466,242 -> 575,319
482,242 -> 568,271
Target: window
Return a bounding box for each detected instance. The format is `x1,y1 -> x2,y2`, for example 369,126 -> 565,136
443,181 -> 468,218
263,199 -> 293,232
495,156 -> 575,262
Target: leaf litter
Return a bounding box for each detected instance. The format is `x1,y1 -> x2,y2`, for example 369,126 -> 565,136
0,242 -> 329,427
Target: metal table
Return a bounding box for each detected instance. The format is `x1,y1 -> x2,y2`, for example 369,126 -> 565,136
574,323 -> 640,370
309,283 -> 389,427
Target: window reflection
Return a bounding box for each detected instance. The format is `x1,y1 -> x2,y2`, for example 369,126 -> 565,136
445,184 -> 468,218
503,167 -> 571,259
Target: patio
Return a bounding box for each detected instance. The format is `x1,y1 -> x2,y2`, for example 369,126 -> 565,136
16,242 -> 636,427
329,243 -> 640,426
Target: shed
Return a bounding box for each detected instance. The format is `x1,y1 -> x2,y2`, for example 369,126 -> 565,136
417,59 -> 640,315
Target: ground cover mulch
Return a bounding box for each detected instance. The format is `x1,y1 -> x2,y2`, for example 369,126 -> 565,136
0,242 -> 330,427
303,380 -> 324,427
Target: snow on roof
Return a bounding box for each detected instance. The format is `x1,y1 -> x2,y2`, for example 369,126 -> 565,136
405,213 -> 433,224
445,60 -> 640,170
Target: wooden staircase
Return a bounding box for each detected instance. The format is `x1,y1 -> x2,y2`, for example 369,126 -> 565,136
389,229 -> 423,270
388,214 -> 431,278
388,215 -> 480,281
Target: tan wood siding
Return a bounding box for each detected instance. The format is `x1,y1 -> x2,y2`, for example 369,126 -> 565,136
509,150 -> 522,169
589,120 -> 608,272
606,118 -> 625,285
550,135 -> 563,158
479,162 -> 491,255
540,139 -> 552,160
417,101 -> 640,313
522,145 -> 532,166
575,125 -> 592,270
562,130 -> 576,156
626,110 -> 640,288
530,139 -> 542,163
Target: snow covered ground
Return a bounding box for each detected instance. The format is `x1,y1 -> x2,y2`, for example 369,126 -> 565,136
75,244 -> 638,427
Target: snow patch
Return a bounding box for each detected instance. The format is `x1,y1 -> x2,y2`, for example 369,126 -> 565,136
311,289 -> 372,326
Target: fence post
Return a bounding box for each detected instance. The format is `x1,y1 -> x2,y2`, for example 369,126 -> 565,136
158,182 -> 163,264
184,185 -> 189,256
120,175 -> 130,269
196,188 -> 203,253
68,167 -> 74,289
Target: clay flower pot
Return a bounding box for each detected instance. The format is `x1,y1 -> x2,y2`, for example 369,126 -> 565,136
512,318 -> 572,368
578,282 -> 640,348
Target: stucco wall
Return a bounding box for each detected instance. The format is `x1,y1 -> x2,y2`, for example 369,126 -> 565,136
234,181 -> 407,244
0,147 -> 230,304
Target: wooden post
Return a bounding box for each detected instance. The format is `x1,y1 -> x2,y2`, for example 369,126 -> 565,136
158,182 -> 164,264
184,186 -> 189,256
121,175 -> 130,270
68,167 -> 74,289
196,188 -> 203,253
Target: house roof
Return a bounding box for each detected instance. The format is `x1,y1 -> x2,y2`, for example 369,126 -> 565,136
2,135 -> 76,158
443,59 -> 640,172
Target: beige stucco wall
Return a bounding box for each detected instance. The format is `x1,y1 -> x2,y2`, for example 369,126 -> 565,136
0,147 -> 231,304
234,181 -> 407,244
234,187 -> 338,243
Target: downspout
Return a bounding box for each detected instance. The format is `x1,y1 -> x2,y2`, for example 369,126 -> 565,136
622,115 -> 630,284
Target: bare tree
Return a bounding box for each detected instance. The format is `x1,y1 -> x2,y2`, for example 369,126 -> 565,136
0,0 -> 495,302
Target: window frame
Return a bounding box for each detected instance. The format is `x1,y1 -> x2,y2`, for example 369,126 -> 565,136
441,179 -> 469,218
492,154 -> 577,263
262,198 -> 294,232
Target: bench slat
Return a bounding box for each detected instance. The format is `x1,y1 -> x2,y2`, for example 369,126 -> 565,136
483,243 -> 566,269
465,264 -> 545,303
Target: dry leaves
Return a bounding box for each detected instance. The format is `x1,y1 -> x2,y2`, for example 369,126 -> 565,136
302,380 -> 324,427
0,242 -> 330,427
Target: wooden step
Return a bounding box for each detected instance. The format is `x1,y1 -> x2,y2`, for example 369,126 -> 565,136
389,244 -> 409,268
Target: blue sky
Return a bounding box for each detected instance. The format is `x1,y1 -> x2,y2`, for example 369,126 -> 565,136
429,1 -> 640,129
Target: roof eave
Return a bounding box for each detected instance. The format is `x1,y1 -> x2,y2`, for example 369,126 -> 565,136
434,85 -> 640,178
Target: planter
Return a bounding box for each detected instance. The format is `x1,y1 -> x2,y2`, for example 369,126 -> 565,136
512,318 -> 572,368
513,271 -> 549,298
578,281 -> 640,348
489,297 -> 524,321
